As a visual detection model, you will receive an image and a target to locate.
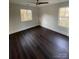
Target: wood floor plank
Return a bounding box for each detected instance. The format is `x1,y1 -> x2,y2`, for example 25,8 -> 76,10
9,26 -> 69,59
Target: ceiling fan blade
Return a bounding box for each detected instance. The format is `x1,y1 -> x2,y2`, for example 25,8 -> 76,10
37,0 -> 39,2
38,2 -> 48,4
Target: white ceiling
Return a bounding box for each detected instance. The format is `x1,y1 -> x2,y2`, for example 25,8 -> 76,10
10,0 -> 69,7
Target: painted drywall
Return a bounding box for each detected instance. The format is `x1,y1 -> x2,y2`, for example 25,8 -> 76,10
39,2 -> 69,36
9,3 -> 39,34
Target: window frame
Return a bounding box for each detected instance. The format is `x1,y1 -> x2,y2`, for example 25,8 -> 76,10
20,9 -> 32,22
58,6 -> 69,28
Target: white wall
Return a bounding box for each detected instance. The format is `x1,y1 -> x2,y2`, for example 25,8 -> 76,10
39,2 -> 69,36
9,3 -> 39,34
9,2 -> 69,36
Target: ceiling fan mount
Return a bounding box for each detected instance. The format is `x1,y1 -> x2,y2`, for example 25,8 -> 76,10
26,0 -> 48,6
35,0 -> 48,5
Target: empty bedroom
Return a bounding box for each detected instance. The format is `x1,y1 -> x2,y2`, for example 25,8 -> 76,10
9,0 -> 69,59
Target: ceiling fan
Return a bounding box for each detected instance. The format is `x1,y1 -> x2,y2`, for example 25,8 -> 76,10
35,0 -> 48,5
27,0 -> 48,6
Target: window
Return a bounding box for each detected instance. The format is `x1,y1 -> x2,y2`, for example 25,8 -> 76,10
20,9 -> 32,22
58,7 -> 69,28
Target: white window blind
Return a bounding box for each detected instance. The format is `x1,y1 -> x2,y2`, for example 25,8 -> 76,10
58,7 -> 69,28
20,9 -> 32,22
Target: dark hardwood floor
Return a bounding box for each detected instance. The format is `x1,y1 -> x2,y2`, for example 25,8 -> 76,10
9,26 -> 69,59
